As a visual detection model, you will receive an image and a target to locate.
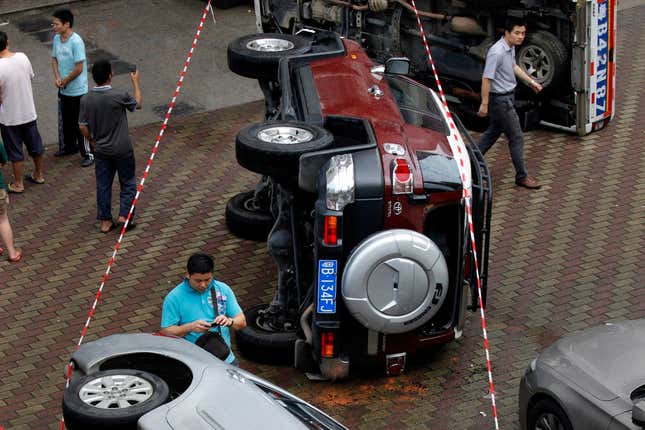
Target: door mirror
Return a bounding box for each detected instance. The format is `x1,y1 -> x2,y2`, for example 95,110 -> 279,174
385,57 -> 410,75
633,400 -> 645,427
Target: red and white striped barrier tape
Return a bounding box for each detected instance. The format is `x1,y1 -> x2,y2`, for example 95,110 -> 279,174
59,2 -> 213,429
408,1 -> 499,427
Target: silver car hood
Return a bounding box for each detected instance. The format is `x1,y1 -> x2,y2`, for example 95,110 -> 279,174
540,320 -> 645,401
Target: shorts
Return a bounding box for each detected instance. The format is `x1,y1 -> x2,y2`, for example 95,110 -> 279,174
0,120 -> 45,162
0,189 -> 8,216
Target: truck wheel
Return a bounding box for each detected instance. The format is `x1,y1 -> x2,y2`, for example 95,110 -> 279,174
228,33 -> 310,81
225,191 -> 274,241
236,121 -> 334,178
235,304 -> 298,365
62,369 -> 170,430
527,398 -> 573,430
517,31 -> 567,90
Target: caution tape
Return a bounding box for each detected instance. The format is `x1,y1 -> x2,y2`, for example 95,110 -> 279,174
408,0 -> 500,428
58,2 -> 214,429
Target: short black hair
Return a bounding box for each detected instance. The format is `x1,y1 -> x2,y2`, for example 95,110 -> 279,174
0,31 -> 6,52
187,253 -> 214,275
53,9 -> 74,27
504,17 -> 527,33
91,60 -> 112,85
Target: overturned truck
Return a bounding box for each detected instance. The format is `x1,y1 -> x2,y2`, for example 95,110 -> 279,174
255,0 -> 617,135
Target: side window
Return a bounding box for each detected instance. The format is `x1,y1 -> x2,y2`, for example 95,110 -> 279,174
385,75 -> 447,135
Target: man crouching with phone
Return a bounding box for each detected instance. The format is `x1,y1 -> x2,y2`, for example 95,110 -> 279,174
161,253 -> 247,365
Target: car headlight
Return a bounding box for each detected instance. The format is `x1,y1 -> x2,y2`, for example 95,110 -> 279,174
326,154 -> 355,211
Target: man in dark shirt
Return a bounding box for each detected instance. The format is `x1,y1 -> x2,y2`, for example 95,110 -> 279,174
79,60 -> 141,233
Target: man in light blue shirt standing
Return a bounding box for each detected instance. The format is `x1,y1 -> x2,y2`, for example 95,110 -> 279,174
161,253 -> 247,365
51,8 -> 93,167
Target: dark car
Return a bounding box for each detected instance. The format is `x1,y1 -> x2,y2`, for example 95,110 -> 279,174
254,0 -> 618,135
519,320 -> 645,430
224,29 -> 492,380
61,333 -> 348,430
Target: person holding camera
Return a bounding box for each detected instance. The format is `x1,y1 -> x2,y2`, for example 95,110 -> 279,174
160,253 -> 247,366
78,59 -> 141,233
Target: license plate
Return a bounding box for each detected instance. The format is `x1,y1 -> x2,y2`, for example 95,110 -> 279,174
317,260 -> 337,314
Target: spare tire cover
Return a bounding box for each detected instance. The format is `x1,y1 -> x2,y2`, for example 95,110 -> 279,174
342,229 -> 449,334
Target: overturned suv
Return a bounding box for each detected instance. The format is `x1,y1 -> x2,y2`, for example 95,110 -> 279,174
225,29 -> 492,380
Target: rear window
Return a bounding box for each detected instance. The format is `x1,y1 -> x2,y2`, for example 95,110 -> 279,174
385,75 -> 448,135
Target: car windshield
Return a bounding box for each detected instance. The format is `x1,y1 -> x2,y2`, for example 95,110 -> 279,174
384,74 -> 448,135
255,383 -> 346,430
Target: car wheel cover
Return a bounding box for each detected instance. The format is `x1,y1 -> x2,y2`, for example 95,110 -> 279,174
342,229 -> 449,334
246,38 -> 295,52
519,46 -> 552,84
79,374 -> 154,409
535,412 -> 566,430
257,126 -> 314,144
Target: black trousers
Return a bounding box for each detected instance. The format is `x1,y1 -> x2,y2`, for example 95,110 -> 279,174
59,93 -> 93,159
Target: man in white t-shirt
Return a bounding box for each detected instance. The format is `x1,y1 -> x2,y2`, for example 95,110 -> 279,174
0,31 -> 45,194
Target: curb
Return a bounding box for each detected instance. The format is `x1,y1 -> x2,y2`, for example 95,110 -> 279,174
0,0 -> 82,16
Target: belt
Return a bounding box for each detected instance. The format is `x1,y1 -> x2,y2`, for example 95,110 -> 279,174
490,90 -> 514,97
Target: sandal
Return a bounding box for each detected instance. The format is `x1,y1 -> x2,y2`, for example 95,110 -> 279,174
7,183 -> 24,194
8,251 -> 22,263
100,222 -> 118,234
24,174 -> 45,184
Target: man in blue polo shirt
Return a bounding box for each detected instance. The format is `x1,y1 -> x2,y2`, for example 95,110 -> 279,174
161,253 -> 247,365
477,18 -> 543,190
51,8 -> 93,167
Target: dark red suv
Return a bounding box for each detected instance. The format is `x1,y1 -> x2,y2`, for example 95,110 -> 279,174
225,29 -> 492,380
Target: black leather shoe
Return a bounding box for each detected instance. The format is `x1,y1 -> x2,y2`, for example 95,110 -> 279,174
515,176 -> 541,189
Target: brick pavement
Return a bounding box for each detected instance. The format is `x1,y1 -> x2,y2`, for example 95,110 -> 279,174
1,4 -> 644,430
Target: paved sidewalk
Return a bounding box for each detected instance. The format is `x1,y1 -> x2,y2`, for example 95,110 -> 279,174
0,4 -> 644,430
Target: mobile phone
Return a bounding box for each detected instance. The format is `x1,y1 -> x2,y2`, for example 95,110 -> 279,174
128,64 -> 137,73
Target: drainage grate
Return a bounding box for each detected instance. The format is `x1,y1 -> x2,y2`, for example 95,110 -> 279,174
17,17 -> 51,33
153,102 -> 197,118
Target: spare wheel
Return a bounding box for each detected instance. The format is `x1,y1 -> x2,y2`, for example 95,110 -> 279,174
342,229 -> 449,334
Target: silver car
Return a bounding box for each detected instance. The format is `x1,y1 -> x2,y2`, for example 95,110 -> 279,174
519,320 -> 645,430
62,333 -> 348,430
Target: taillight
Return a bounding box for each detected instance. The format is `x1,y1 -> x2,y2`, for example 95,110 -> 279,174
321,332 -> 335,357
392,158 -> 413,194
323,216 -> 338,245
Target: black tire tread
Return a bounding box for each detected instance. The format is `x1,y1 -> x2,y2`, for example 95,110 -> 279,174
227,34 -> 310,81
225,191 -> 274,241
235,304 -> 298,365
235,121 -> 334,177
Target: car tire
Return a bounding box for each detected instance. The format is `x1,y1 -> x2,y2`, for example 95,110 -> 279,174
236,121 -> 334,178
527,398 -> 573,430
228,33 -> 310,81
62,369 -> 170,430
235,304 -> 299,365
225,191 -> 275,241
517,31 -> 568,90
